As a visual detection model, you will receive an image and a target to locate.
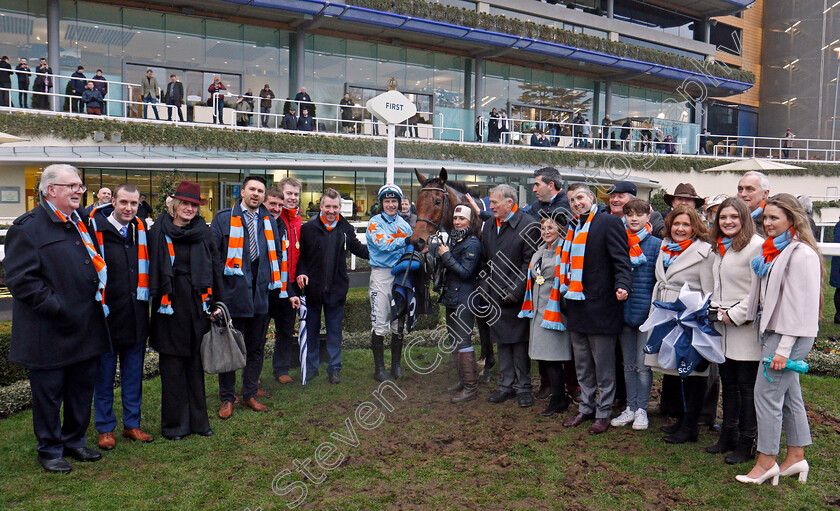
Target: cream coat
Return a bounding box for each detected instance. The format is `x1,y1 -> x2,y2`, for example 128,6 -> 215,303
526,243 -> 573,362
746,240 -> 822,338
644,239 -> 716,376
711,234 -> 763,361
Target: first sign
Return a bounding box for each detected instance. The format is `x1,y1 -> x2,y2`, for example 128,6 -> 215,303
365,90 -> 417,125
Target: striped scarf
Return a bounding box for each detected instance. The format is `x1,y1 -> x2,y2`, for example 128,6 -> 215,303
158,234 -> 213,314
717,236 -> 733,257
47,202 -> 108,316
625,220 -> 651,268
751,227 -> 793,277
88,205 -> 150,301
495,204 -> 519,233
519,243 -> 565,331
751,201 -> 765,220
320,213 -> 337,231
224,212 -> 288,297
554,204 -> 597,301
661,239 -> 694,268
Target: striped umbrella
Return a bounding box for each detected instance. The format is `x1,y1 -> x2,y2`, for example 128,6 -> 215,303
298,296 -> 308,385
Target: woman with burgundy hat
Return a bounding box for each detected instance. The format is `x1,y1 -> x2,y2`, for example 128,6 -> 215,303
149,181 -> 225,441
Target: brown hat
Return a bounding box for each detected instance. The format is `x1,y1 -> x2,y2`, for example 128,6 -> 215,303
664,183 -> 705,208
171,181 -> 205,205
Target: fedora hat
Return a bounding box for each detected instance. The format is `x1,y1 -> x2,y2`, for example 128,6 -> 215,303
171,181 -> 205,205
664,183 -> 705,208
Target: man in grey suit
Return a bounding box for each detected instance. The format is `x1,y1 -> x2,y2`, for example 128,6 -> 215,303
141,69 -> 160,120
164,74 -> 184,122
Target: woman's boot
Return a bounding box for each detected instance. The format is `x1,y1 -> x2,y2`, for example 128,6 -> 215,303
452,351 -> 478,403
446,351 -> 463,392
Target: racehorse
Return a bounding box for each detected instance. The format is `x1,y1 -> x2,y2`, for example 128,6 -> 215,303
409,168 -> 481,251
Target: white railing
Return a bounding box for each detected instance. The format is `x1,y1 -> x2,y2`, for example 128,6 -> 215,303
697,132 -> 840,161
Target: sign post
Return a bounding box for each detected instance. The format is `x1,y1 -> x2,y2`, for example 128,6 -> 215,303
366,89 -> 416,185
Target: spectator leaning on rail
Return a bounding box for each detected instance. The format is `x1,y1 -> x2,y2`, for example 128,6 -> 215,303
92,70 -> 108,115
141,69 -> 160,120
0,55 -> 12,107
259,84 -> 275,128
33,58 -> 53,110
282,105 -> 298,131
164,73 -> 184,122
294,86 -> 313,116
15,57 -> 31,108
208,77 -> 227,125
4,164 -> 111,474
366,184 -> 413,382
737,171 -> 770,237
297,107 -> 315,131
70,65 -> 86,113
81,81 -> 103,116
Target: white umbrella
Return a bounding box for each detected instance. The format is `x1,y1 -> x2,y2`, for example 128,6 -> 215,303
701,157 -> 806,172
0,132 -> 28,144
298,296 -> 308,386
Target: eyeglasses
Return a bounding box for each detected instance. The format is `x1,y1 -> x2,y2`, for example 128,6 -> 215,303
51,183 -> 87,193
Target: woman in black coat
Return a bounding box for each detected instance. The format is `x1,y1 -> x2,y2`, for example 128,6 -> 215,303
438,204 -> 482,403
149,182 -> 224,440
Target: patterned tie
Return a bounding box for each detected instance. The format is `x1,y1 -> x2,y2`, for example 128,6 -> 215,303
246,211 -> 258,262
120,225 -> 128,238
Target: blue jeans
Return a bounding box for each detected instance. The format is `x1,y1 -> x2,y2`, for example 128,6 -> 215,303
94,341 -> 146,433
305,297 -> 344,376
143,93 -> 159,120
619,325 -> 652,411
261,106 -> 271,127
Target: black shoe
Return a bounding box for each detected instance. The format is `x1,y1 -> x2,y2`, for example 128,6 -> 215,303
164,434 -> 185,441
329,371 -> 341,384
517,392 -> 534,408
38,455 -> 71,474
487,390 -> 516,404
63,446 -> 101,462
725,436 -> 756,465
194,429 -> 214,437
660,417 -> 684,434
535,386 -> 552,400
706,428 -> 738,454
539,399 -> 570,417
663,426 -> 699,444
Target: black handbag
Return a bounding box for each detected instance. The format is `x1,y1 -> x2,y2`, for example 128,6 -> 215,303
200,302 -> 247,374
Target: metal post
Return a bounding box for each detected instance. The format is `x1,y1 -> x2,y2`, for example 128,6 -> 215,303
832,59 -> 840,159
386,123 -> 396,185
47,0 -> 60,112
474,56 -> 484,142
294,30 -> 306,99
703,18 -> 711,44
607,0 -> 614,18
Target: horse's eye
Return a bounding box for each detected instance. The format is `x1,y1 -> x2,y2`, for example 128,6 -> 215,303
434,199 -> 442,206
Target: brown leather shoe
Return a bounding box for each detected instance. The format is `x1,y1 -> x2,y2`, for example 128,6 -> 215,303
562,412 -> 595,428
589,418 -> 611,435
241,387 -> 271,398
122,428 -> 154,443
277,375 -> 293,384
242,397 -> 268,412
218,401 -> 234,420
218,393 -> 240,405
98,432 -> 116,451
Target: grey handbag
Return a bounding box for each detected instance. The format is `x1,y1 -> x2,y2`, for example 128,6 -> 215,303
200,302 -> 247,374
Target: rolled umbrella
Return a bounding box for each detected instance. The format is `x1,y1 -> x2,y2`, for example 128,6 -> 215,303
297,295 -> 308,385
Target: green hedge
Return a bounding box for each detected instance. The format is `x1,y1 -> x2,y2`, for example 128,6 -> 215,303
346,0 -> 755,85
341,291 -> 442,333
0,323 -> 26,386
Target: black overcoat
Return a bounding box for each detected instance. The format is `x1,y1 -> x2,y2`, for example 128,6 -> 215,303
296,215 -> 368,304
563,211 -> 633,335
480,208 -> 540,344
5,202 -> 111,370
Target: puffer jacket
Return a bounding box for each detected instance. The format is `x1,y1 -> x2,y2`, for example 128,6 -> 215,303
623,233 -> 662,327
438,233 -> 482,308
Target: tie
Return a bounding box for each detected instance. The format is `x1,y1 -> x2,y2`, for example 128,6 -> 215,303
246,211 -> 258,262
120,226 -> 128,238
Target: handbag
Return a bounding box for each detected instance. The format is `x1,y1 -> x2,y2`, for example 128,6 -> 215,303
200,302 -> 247,374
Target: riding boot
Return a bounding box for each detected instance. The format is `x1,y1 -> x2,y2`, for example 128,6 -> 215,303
451,351 -> 478,403
390,333 -> 403,380
446,351 -> 463,392
726,377 -> 758,464
371,333 -> 390,382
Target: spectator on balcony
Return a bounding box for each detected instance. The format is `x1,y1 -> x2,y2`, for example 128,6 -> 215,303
620,119 -> 632,151
259,84 -> 275,128
282,105 -> 297,131
208,77 -> 227,125
294,86 -> 312,116
244,88 -> 255,125
340,92 -> 355,133
92,70 -> 108,116
70,66 -> 86,114
474,116 -> 484,142
572,112 -> 583,148
0,56 -> 12,108
15,58 -> 31,108
782,128 -> 795,159
498,110 -> 510,144
600,114 -> 612,149
81,81 -> 103,116
235,95 -> 251,127
164,74 -> 184,122
141,69 -> 160,120
33,58 -> 53,110
699,128 -> 710,155
530,131 -> 550,147
297,107 -> 315,132
488,108 -> 500,143
407,112 -> 420,138
581,118 -> 592,148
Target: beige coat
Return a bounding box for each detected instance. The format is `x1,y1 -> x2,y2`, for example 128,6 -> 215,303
645,239 -> 716,375
745,240 -> 821,338
711,235 -> 763,361
526,244 -> 572,362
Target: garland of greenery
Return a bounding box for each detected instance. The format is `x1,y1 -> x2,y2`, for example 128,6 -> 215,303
5,112 -> 840,177
344,0 -> 755,85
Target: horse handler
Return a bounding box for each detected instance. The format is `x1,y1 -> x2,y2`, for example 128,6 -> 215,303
366,184 -> 413,381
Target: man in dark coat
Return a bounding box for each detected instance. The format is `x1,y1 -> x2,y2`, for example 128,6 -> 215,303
487,108 -> 500,143
164,74 -> 184,122
15,57 -> 31,108
481,184 -> 540,408
136,193 -> 153,220
92,70 -> 108,115
70,65 -> 86,113
297,107 -> 315,131
0,56 -> 12,107
296,188 -> 369,382
212,175 -> 290,418
4,164 -> 110,473
294,86 -> 313,115
561,183 -> 632,435
259,84 -> 276,128
282,106 -> 298,130
88,184 -> 153,451
527,166 -> 572,226
33,58 -> 53,109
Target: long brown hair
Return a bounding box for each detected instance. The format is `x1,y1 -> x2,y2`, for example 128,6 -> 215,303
709,197 -> 755,254
664,205 -> 709,242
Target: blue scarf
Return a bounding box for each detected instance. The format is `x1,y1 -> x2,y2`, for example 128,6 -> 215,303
751,227 -> 793,277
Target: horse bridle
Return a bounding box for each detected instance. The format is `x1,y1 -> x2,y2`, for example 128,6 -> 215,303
415,186 -> 449,233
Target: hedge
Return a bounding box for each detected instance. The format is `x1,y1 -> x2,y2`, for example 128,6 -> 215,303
346,0 -> 755,85
0,323 -> 26,386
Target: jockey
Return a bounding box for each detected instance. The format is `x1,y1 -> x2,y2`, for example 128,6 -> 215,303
366,184 -> 413,381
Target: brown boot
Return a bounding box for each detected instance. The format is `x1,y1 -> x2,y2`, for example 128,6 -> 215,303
451,351 -> 478,403
446,351 -> 463,392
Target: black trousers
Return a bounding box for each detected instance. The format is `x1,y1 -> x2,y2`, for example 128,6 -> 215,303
159,351 -> 210,437
18,89 -> 28,108
219,313 -> 270,402
29,357 -> 99,458
0,88 -> 10,107
271,297 -> 298,377
719,358 -> 759,437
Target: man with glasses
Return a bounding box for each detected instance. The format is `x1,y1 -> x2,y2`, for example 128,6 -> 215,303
4,165 -> 110,473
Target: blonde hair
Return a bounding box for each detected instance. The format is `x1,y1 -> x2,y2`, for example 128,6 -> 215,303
167,198 -> 201,219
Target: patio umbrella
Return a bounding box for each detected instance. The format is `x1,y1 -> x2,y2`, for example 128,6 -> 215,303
0,132 -> 28,144
298,296 -> 308,386
701,157 -> 806,172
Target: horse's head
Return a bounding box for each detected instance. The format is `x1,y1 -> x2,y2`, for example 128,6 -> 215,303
410,168 -> 452,252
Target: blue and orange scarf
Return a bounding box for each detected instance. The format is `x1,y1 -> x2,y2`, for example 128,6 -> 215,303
88,204 -> 150,301
519,241 -> 566,331
661,239 -> 694,268
224,211 -> 288,297
158,234 -> 212,314
625,219 -> 651,268
751,227 -> 794,277
717,236 -> 733,257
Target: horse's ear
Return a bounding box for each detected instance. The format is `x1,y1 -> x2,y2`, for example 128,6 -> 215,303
439,167 -> 448,185
415,169 -> 427,185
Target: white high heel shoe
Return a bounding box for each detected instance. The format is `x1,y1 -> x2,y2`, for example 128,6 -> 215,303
779,460 -> 809,483
735,463 -> 780,485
